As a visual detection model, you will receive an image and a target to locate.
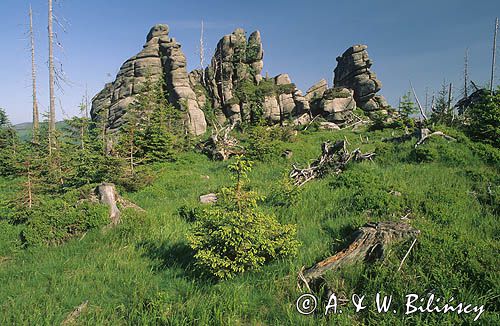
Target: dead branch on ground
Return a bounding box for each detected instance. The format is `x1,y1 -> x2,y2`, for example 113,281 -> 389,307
199,122 -> 244,160
290,140 -> 375,187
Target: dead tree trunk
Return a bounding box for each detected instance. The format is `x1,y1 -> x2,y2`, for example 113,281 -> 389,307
464,48 -> 469,98
199,20 -> 205,86
298,221 -> 420,289
48,0 -> 56,154
29,5 -> 39,143
415,128 -> 456,147
410,81 -> 428,121
491,17 -> 498,93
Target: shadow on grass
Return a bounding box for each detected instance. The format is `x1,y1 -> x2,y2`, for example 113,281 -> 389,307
136,240 -> 215,284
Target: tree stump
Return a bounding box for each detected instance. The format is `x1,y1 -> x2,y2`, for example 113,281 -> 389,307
299,221 -> 420,288
96,183 -> 121,225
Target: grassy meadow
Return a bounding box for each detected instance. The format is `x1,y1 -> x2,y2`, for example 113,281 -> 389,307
0,127 -> 498,325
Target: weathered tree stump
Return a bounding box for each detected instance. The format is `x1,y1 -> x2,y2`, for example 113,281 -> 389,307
93,183 -> 144,226
299,221 -> 420,288
96,183 -> 121,225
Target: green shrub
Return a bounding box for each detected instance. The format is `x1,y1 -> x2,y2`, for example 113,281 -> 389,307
463,87 -> 500,147
187,157 -> 300,279
411,144 -> 439,163
266,174 -> 301,207
21,198 -> 108,246
246,126 -> 282,162
468,141 -> 500,166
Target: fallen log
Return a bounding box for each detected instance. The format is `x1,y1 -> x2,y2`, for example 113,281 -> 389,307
415,128 -> 456,148
298,221 -> 420,290
290,140 -> 375,186
382,127 -> 456,147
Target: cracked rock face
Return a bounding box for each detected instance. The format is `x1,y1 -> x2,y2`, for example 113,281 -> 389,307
91,24 -> 207,136
202,28 -> 264,122
196,29 -> 309,124
261,73 -> 309,122
333,45 -> 388,113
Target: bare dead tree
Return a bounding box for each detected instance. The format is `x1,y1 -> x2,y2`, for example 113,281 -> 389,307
447,83 -> 453,111
199,121 -> 243,160
491,17 -> 498,93
424,87 -> 429,114
199,20 -> 206,86
431,93 -> 436,113
29,5 -> 39,143
464,48 -> 469,98
448,83 -> 456,123
48,0 -> 56,154
84,84 -> 89,118
410,81 -> 428,121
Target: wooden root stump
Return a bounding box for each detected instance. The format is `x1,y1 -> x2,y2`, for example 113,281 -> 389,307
290,140 -> 375,186
93,183 -> 144,227
298,221 -> 420,291
199,122 -> 243,161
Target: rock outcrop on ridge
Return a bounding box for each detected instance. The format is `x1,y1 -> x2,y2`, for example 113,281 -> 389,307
333,45 -> 389,116
91,24 -> 207,136
91,24 -> 391,136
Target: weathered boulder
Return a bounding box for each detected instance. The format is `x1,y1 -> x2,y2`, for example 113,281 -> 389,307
305,79 -> 329,115
305,79 -> 328,102
318,122 -> 341,130
334,45 -> 388,114
200,193 -> 218,204
318,87 -> 356,122
91,24 -> 207,135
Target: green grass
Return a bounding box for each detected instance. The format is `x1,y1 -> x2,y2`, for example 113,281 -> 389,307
0,128 -> 499,325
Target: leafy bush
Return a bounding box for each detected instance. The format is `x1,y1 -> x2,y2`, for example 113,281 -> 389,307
468,141 -> 500,166
20,198 -> 108,246
187,157 -> 300,279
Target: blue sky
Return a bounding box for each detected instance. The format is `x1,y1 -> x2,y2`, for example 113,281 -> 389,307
1,0 -> 499,124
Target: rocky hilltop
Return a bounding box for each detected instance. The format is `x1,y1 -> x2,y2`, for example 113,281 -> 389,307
91,24 -> 207,135
91,24 -> 390,135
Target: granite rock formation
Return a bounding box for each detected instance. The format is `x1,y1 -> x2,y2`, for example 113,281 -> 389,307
260,74 -> 309,122
202,28 -> 264,122
91,24 -> 207,135
92,26 -> 390,137
333,45 -> 389,115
